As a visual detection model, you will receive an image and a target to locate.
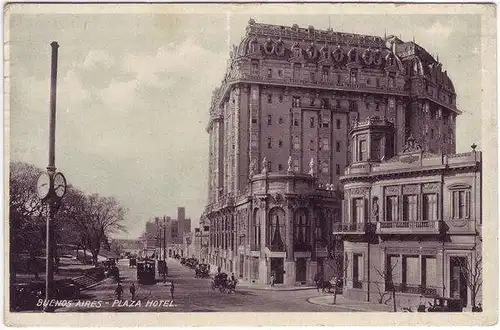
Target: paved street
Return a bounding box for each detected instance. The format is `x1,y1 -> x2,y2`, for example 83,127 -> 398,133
55,258 -> 348,312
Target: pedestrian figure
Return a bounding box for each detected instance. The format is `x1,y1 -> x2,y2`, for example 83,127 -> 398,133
129,283 -> 136,301
170,280 -> 175,300
270,273 -> 275,287
115,282 -> 123,300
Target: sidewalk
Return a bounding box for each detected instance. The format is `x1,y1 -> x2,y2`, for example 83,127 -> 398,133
237,280 -> 316,292
308,294 -> 393,312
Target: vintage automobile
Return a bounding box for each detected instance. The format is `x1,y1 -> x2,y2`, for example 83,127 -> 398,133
195,264 -> 210,278
137,259 -> 156,284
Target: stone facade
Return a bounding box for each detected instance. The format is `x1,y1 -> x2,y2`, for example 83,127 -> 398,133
338,137 -> 482,309
203,20 -> 460,287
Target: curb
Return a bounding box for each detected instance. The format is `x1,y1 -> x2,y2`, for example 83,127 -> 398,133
307,297 -> 392,312
238,284 -> 316,292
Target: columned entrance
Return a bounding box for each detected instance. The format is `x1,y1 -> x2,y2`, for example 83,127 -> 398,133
270,258 -> 284,284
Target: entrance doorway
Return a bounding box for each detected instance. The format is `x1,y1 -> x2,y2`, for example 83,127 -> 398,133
450,257 -> 468,307
270,258 -> 284,284
296,258 -> 307,283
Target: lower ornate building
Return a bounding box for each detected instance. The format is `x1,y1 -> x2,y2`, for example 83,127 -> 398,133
337,126 -> 482,309
203,166 -> 341,286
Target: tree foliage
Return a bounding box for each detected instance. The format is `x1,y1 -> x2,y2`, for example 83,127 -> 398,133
9,161 -> 128,272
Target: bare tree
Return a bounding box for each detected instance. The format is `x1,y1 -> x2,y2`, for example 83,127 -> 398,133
459,252 -> 482,310
324,235 -> 349,304
373,259 -> 399,312
74,194 -> 127,265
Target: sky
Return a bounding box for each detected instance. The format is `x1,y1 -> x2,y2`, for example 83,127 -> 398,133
6,4 -> 489,239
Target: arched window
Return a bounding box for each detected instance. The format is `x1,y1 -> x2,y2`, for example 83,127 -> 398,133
267,208 -> 285,251
294,209 -> 311,251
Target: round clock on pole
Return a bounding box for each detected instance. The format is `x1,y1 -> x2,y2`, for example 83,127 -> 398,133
53,172 -> 67,198
36,172 -> 51,200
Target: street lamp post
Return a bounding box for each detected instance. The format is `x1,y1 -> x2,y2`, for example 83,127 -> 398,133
163,216 -> 166,261
35,42 -> 67,312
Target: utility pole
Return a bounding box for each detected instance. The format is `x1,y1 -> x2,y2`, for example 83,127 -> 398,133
163,216 -> 166,260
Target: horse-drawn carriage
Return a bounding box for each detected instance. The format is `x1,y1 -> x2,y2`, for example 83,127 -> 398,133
137,259 -> 156,284
315,276 -> 343,293
195,264 -> 210,278
211,272 -> 237,293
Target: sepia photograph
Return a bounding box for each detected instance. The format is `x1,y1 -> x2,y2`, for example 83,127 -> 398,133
3,2 -> 497,326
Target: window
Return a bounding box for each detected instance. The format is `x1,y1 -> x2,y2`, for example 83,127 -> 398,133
278,69 -> 283,78
352,198 -> 364,223
293,159 -> 300,172
310,117 -> 315,128
322,67 -> 329,82
278,95 -> 283,103
366,78 -> 371,85
350,100 -> 358,111
309,140 -> 315,151
452,190 -> 470,219
403,195 -> 418,223
321,162 -> 329,173
267,114 -> 272,125
293,65 -> 301,80
293,115 -> 299,127
310,71 -> 315,82
336,100 -> 341,108
251,60 -> 259,76
320,138 -> 329,151
350,69 -> 358,85
292,96 -> 301,107
386,196 -> 399,222
278,164 -> 283,171
293,136 -> 300,150
267,68 -> 272,78
336,119 -> 341,129
252,117 -> 257,124
268,161 -> 272,171
421,256 -> 437,289
336,164 -> 340,175
252,209 -> 261,248
267,94 -> 272,104
430,129 -> 434,139
375,103 -> 380,111
294,210 -> 310,249
337,74 -> 342,85
267,138 -> 272,149
359,140 -> 367,161
251,134 -> 258,147
278,117 -> 283,124
423,193 -> 438,221
336,141 -> 341,152
365,102 -> 370,110
376,77 -> 380,87
353,254 -> 363,288
278,140 -> 283,148
322,117 -> 329,128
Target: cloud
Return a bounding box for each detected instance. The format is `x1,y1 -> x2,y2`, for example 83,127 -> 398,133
61,69 -> 90,107
99,79 -> 139,111
122,38 -> 228,88
423,21 -> 454,40
82,50 -> 115,69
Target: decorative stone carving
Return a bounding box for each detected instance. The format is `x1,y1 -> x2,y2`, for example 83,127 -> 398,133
402,135 -> 422,153
384,185 -> 400,195
422,182 -> 440,193
308,157 -> 315,177
287,156 -> 293,174
249,159 -> 256,177
268,193 -> 285,207
400,154 -> 420,164
372,197 -> 379,222
261,157 -> 268,174
286,195 -> 310,210
403,184 -> 419,195
348,187 -> 369,196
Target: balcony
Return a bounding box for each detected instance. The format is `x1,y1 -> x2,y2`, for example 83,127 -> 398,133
376,220 -> 441,235
332,222 -> 369,235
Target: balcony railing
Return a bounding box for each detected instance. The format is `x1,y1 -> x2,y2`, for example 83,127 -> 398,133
377,220 -> 441,234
